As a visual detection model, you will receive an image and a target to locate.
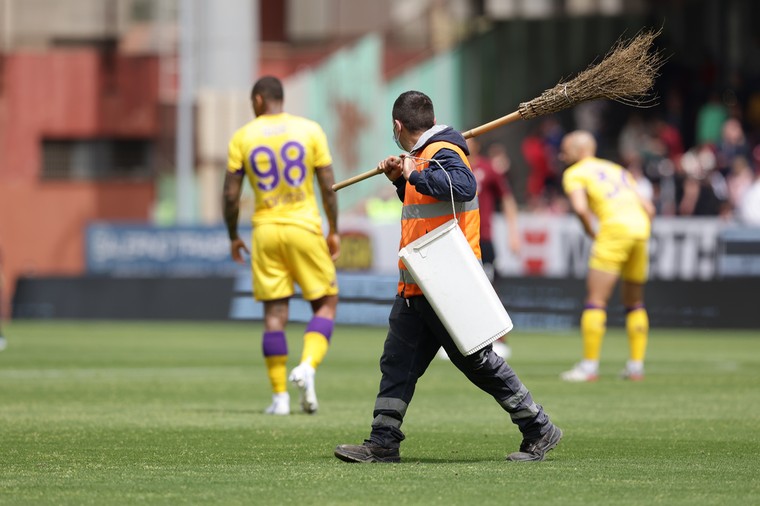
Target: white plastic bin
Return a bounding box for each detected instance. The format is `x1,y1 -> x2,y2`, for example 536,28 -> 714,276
399,219 -> 513,356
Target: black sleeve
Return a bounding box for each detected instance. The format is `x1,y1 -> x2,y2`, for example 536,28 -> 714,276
392,176 -> 406,201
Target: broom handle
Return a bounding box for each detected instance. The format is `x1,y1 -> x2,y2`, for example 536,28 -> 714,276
460,110 -> 522,139
331,110 -> 523,191
332,166 -> 384,191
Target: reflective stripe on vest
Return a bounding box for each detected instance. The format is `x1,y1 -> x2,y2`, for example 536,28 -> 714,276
401,200 -> 479,220
397,141 -> 481,297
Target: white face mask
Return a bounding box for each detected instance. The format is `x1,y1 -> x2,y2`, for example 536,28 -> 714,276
392,124 -> 404,151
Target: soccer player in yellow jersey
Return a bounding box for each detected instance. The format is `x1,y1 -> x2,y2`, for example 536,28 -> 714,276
223,76 -> 340,414
559,130 -> 655,382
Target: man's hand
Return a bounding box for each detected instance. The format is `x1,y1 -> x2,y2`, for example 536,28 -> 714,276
326,232 -> 341,261
230,238 -> 250,264
379,156 -> 403,181
400,155 -> 416,180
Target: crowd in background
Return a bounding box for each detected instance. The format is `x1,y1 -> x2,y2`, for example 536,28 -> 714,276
510,64 -> 760,225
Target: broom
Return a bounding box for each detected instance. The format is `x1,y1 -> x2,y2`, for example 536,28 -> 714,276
333,28 -> 663,191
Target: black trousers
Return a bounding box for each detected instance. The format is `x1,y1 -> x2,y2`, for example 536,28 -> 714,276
369,295 -> 550,448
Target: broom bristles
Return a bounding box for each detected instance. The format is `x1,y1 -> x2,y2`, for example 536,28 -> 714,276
518,28 -> 664,120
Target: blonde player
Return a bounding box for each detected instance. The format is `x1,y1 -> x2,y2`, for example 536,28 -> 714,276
559,130 -> 655,382
223,76 -> 340,414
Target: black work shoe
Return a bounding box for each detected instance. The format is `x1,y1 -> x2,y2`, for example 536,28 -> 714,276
334,442 -> 401,463
506,424 -> 563,462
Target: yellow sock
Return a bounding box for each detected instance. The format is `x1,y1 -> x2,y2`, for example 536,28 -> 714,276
301,332 -> 329,369
265,355 -> 288,394
626,307 -> 649,362
581,307 -> 606,361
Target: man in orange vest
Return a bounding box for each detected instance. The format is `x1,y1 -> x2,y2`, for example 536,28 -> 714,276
334,91 -> 562,463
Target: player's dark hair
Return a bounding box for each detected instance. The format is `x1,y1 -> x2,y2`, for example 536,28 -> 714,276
252,76 -> 284,101
392,91 -> 435,133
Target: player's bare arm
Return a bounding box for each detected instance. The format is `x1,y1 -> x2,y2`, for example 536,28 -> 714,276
222,171 -> 250,264
568,188 -> 596,239
316,164 -> 341,261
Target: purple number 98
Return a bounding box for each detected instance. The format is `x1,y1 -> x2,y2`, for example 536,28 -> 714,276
249,141 -> 306,191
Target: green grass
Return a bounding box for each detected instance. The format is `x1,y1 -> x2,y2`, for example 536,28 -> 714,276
1,321 -> 759,505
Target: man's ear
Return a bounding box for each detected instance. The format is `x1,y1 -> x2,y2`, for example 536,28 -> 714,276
253,94 -> 263,112
394,119 -> 402,133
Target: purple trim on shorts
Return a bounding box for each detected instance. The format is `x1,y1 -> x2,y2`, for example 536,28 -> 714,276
262,331 -> 288,356
306,316 -> 334,342
625,304 -> 645,314
584,303 -> 605,310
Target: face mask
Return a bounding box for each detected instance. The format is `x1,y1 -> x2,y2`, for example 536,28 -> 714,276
392,125 -> 404,151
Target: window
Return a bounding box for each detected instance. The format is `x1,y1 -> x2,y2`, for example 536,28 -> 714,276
42,139 -> 155,180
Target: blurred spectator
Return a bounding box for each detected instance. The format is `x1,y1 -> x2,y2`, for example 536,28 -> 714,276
696,91 -> 728,146
737,145 -> 760,225
488,141 -> 511,176
573,100 -> 608,141
618,114 -> 648,166
522,126 -> 551,208
626,153 -> 655,203
738,169 -> 760,225
678,145 -> 731,217
653,117 -> 685,163
663,87 -> 685,134
727,156 -> 754,212
521,119 -> 562,210
746,88 -> 760,136
716,118 -> 750,175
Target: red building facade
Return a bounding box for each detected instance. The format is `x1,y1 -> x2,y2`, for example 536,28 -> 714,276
0,49 -> 160,316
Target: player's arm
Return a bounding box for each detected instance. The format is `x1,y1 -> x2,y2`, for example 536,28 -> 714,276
316,164 -> 341,261
567,188 -> 596,239
222,170 -> 250,264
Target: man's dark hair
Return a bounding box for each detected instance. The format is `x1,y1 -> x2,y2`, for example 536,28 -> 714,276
251,76 -> 284,101
392,91 -> 435,133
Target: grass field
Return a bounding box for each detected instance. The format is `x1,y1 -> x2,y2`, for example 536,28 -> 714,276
1,320 -> 759,505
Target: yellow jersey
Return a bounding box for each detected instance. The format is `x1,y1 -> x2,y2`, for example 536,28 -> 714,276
562,157 -> 650,239
227,112 -> 333,234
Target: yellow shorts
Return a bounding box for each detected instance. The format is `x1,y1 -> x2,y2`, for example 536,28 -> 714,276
251,223 -> 339,302
588,230 -> 649,284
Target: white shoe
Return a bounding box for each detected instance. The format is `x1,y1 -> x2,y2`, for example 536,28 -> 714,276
265,392 -> 290,415
620,361 -> 644,381
492,341 -> 511,360
0,336 -> 6,351
560,364 -> 599,382
289,363 -> 318,414
436,347 -> 450,360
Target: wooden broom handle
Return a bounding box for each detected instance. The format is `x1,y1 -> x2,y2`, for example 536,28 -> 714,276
460,110 -> 522,139
331,110 -> 523,191
331,166 -> 384,191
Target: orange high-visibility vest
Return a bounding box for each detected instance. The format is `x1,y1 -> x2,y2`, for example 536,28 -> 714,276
397,141 -> 481,297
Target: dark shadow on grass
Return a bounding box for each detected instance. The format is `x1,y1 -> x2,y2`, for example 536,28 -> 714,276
323,455 -> 498,464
